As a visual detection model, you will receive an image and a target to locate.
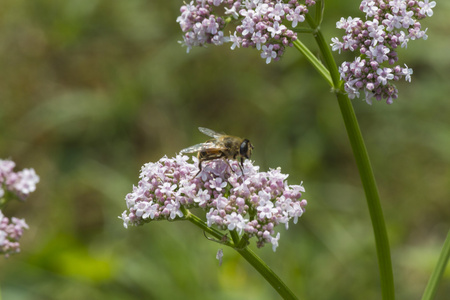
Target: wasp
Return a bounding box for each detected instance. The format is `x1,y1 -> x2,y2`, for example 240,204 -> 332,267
180,127 -> 254,177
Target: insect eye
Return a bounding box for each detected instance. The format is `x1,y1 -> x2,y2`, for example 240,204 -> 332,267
240,139 -> 252,158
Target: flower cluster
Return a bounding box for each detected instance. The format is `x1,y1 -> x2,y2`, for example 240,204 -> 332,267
0,159 -> 39,257
177,0 -> 316,63
331,0 -> 436,104
0,159 -> 40,200
0,211 -> 29,257
120,155 -> 307,251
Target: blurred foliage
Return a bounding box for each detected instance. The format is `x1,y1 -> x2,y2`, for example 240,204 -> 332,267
0,0 -> 449,299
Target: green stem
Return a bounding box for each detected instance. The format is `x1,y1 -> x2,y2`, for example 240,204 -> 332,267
305,13 -> 341,88
0,194 -> 12,209
236,233 -> 250,249
292,39 -> 332,87
294,11 -> 396,300
181,207 -> 233,247
421,229 -> 450,300
181,207 -> 297,299
236,247 -> 298,300
314,0 -> 325,27
334,92 -> 395,300
230,229 -> 240,245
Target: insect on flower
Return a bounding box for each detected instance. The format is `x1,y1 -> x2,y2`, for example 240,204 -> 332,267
180,127 -> 254,177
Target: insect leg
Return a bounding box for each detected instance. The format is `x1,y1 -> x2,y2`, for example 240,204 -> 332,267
194,152 -> 226,177
194,158 -> 207,177
222,158 -> 233,172
239,157 -> 244,173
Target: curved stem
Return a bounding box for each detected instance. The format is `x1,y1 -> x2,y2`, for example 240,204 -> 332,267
334,92 -> 395,300
181,207 -> 233,247
294,11 -> 396,300
421,229 -> 450,300
305,14 -> 341,88
292,39 -> 332,87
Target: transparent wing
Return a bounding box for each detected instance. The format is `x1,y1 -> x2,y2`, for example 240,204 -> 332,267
198,127 -> 224,139
180,143 -> 207,154
180,142 -> 225,154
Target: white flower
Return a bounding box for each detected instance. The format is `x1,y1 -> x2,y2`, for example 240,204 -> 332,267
271,232 -> 281,252
225,212 -> 247,235
267,21 -> 286,38
257,200 -> 277,219
376,68 -> 394,85
260,44 -> 277,64
419,0 -> 436,17
194,189 -> 211,206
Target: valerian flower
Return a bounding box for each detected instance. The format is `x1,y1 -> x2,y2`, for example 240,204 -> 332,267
0,159 -> 39,257
120,155 -> 307,252
176,0 -> 316,64
0,211 -> 29,257
330,0 -> 436,104
0,159 -> 39,201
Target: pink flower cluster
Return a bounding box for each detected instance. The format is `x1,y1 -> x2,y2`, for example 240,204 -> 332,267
176,0 -> 316,64
331,0 -> 435,104
0,211 -> 29,257
0,159 -> 39,257
0,159 -> 40,200
120,155 -> 307,251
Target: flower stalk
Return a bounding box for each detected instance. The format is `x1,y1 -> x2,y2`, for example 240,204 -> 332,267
183,206 -> 298,299
421,230 -> 450,300
297,8 -> 395,300
237,247 -> 298,300
292,39 -> 332,87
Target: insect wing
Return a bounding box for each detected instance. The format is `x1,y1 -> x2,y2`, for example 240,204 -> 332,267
180,143 -> 207,154
198,127 -> 224,139
180,141 -> 224,154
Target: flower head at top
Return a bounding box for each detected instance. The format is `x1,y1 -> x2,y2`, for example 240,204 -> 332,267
176,0 -> 316,64
120,154 -> 307,252
330,0 -> 436,104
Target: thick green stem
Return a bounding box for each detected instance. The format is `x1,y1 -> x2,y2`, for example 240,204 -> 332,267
334,92 -> 395,300
230,229 -> 241,245
421,230 -> 450,300
293,11 -> 396,300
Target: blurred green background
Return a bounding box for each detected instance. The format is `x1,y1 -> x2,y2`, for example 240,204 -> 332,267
1,1 -> 449,299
